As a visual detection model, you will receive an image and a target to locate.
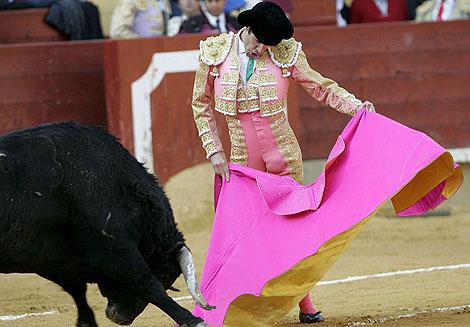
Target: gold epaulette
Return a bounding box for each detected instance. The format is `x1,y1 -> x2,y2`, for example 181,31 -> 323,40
199,32 -> 235,66
268,38 -> 302,69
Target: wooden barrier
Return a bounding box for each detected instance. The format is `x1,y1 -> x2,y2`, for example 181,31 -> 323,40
0,41 -> 106,134
104,35 -> 233,181
293,20 -> 470,157
0,8 -> 66,44
290,0 -> 336,27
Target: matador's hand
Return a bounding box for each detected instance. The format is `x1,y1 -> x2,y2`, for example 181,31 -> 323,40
362,101 -> 376,112
210,152 -> 230,182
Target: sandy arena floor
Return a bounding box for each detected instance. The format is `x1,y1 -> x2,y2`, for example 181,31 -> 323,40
1,164 -> 469,327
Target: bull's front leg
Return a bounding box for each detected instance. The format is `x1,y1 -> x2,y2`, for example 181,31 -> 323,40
90,245 -> 207,327
40,276 -> 97,327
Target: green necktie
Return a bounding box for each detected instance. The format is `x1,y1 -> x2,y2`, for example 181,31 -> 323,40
246,57 -> 255,83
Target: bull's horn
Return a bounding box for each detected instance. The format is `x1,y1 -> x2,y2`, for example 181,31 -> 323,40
178,246 -> 216,311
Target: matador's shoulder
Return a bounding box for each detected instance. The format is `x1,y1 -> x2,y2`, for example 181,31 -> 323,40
199,32 -> 235,66
268,38 -> 302,68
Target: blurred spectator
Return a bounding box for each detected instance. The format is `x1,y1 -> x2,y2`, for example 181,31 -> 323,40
225,0 -> 261,16
46,0 -> 103,40
110,0 -> 172,38
170,0 -> 181,16
0,0 -> 54,9
180,0 -> 241,34
349,0 -> 408,23
225,0 -> 245,12
406,0 -> 426,19
337,0 -> 353,26
224,0 -> 292,16
415,0 -> 470,21
168,0 -> 201,36
245,0 -> 261,9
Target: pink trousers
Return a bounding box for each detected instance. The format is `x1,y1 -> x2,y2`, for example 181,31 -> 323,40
226,110 -> 316,313
227,110 -> 304,183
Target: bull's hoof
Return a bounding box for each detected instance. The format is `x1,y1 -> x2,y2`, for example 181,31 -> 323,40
105,306 -> 133,325
299,311 -> 325,324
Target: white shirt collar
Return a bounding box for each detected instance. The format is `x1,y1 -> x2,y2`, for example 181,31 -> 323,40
238,28 -> 246,55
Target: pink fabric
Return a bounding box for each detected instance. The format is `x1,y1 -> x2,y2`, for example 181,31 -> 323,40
194,109 -> 462,325
238,111 -> 290,176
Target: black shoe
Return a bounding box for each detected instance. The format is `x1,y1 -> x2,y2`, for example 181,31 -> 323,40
299,311 -> 325,324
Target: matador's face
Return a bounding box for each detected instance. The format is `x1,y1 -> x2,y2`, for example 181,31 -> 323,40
243,28 -> 269,59
205,0 -> 225,17
179,0 -> 200,17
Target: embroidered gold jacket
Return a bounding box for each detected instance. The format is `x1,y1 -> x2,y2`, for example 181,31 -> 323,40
192,32 -> 363,158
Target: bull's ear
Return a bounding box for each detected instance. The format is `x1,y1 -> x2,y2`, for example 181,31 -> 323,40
30,136 -> 64,190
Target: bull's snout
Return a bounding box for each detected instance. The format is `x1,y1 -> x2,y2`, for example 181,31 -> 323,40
105,305 -> 135,325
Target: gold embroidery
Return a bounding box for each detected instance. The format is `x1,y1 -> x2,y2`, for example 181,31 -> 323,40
230,57 -> 240,70
200,32 -> 234,66
294,51 -> 362,116
269,112 -> 304,183
192,60 -> 223,157
192,62 -> 211,137
226,116 -> 248,166
257,57 -> 268,71
258,73 -> 277,86
237,87 -> 247,100
200,132 -> 213,145
268,38 -> 302,68
215,98 -> 237,115
210,66 -> 219,77
239,86 -> 258,100
238,99 -> 260,112
205,142 -> 217,156
221,72 -> 239,85
248,73 -> 259,86
220,88 -> 237,100
247,87 -> 258,100
260,98 -> 287,116
259,88 -> 278,102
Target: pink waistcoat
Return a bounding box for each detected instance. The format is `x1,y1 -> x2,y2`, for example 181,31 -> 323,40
213,36 -> 290,117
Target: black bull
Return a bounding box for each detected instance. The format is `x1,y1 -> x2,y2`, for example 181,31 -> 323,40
0,122 -> 214,327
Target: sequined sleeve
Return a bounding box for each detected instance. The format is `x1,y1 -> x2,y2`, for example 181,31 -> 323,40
192,58 -> 224,158
291,50 -> 363,116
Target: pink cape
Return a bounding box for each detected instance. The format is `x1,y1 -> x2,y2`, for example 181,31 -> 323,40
193,110 -> 463,326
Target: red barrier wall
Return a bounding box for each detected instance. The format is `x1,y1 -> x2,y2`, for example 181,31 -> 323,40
0,41 -> 106,134
0,8 -> 66,44
290,0 -> 336,26
294,21 -> 470,157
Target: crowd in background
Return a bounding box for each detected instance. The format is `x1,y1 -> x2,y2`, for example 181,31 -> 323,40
109,0 -> 470,39
1,0 -> 469,40
337,0 -> 470,26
